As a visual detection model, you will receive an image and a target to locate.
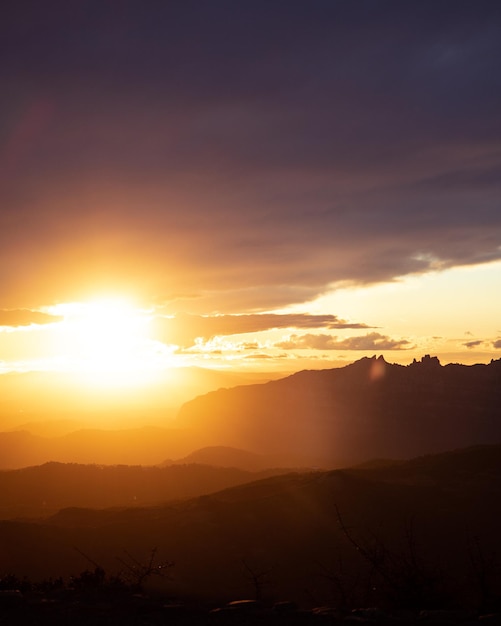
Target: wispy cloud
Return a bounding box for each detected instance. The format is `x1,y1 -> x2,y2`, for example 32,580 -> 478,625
463,340 -> 484,349
276,332 -> 411,351
0,309 -> 63,328
151,313 -> 371,347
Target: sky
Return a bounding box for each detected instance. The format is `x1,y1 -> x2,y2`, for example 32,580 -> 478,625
1,0 -> 501,384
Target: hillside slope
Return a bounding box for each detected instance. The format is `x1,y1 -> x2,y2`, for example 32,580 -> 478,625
176,356 -> 501,466
1,444 -> 500,610
0,462 -> 288,519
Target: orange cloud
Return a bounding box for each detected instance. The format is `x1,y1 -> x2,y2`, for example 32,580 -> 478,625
151,313 -> 371,347
0,309 -> 63,327
276,332 -> 411,351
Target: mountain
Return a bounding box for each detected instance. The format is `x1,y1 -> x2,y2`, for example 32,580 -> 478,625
3,356 -> 499,470
0,427 -> 195,470
175,356 -> 501,467
0,432 -> 292,473
161,446 -> 276,472
0,367 -> 280,431
0,462 -> 288,519
1,444 -> 500,610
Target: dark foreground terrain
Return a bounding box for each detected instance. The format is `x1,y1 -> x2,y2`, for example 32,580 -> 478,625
1,589 -> 501,626
1,445 -> 501,624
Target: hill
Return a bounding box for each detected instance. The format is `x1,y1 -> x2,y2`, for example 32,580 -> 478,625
1,444 -> 500,610
0,461 -> 289,519
161,446 -> 275,472
175,355 -> 501,466
0,427 -> 197,470
0,367 -> 279,432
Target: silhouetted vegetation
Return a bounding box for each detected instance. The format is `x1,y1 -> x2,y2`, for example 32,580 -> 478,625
241,558 -> 274,602
335,506 -> 447,609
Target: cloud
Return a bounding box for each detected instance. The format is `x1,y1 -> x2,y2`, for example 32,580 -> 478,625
241,342 -> 259,350
244,353 -> 275,360
0,309 -> 63,328
276,332 -> 411,351
1,3 -> 501,310
463,340 -> 484,349
493,339 -> 501,349
151,313 -> 370,347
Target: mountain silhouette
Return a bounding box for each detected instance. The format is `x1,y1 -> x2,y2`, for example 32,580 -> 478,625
176,356 -> 501,466
0,427 -> 195,470
160,446 -> 275,472
0,461 -> 287,519
0,367 -> 277,432
3,356 -> 500,470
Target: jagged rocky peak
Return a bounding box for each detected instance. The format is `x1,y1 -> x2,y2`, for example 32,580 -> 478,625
411,354 -> 441,367
348,354 -> 388,369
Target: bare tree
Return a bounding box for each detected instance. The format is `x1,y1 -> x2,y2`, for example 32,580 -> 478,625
116,548 -> 174,592
241,558 -> 274,602
467,533 -> 500,612
317,553 -> 362,610
335,505 -> 444,609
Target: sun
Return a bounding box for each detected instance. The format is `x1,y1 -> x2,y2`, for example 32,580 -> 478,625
48,297 -> 174,387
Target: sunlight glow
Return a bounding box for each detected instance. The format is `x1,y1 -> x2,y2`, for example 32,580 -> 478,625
45,297 -> 178,387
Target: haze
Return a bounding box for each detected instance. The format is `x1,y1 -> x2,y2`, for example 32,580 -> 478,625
1,5 -> 501,617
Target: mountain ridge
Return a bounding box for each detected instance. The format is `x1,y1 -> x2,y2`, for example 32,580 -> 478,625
175,355 -> 501,466
0,460 -> 290,519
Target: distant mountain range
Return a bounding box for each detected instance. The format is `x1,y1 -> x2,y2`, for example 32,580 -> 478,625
0,430 -> 296,471
0,427 -> 195,469
175,355 -> 501,466
0,366 -> 278,431
1,356 -> 500,470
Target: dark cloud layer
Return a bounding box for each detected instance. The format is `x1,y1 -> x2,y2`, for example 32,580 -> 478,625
464,340 -> 484,349
1,1 -> 500,309
151,313 -> 369,348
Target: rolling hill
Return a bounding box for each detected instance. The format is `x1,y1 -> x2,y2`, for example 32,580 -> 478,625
160,446 -> 275,472
0,427 -> 195,470
0,444 -> 499,610
0,461 -> 289,519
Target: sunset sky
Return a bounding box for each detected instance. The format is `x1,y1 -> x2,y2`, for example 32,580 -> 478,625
1,1 -> 501,385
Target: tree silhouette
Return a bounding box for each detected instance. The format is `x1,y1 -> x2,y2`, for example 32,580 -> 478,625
241,558 -> 274,602
116,548 -> 174,592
